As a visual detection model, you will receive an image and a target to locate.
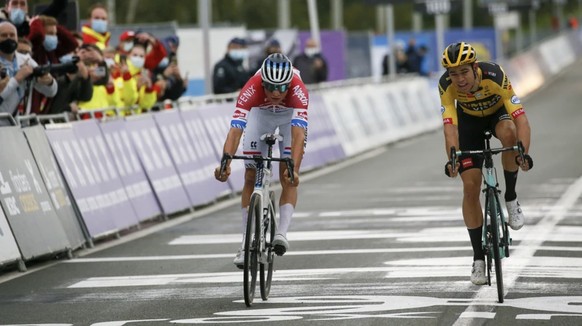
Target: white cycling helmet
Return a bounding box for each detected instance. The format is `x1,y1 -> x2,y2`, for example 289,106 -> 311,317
260,53 -> 294,85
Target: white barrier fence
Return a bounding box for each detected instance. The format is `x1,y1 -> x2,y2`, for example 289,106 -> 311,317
1,29 -> 581,273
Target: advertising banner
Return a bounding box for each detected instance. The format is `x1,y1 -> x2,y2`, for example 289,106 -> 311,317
124,115 -> 192,215
178,111 -> 230,202
0,126 -> 70,260
0,205 -> 21,267
99,119 -> 161,221
192,103 -> 246,193
23,126 -> 86,249
301,94 -> 345,171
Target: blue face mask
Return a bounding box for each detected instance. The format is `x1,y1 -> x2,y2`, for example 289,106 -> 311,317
91,19 -> 108,33
59,54 -> 74,63
10,8 -> 26,25
43,35 -> 58,51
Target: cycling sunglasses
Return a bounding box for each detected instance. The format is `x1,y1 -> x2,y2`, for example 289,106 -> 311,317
262,82 -> 290,93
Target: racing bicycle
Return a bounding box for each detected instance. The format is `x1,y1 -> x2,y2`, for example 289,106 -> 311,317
220,133 -> 294,307
450,130 -> 525,303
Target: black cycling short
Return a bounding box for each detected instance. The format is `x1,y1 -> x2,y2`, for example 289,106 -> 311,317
457,106 -> 511,174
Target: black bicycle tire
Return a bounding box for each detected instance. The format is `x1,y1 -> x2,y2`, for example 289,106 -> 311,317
243,194 -> 260,307
488,188 -> 504,303
260,191 -> 277,300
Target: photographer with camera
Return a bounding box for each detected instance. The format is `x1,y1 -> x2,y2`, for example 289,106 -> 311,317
27,15 -> 77,114
45,53 -> 93,116
0,21 -> 56,126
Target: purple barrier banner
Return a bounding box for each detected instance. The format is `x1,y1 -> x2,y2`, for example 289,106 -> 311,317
301,94 -> 346,171
192,103 -> 246,193
24,126 -> 86,249
45,126 -> 117,237
0,194 -> 22,265
99,119 -> 162,221
70,120 -> 140,232
124,115 -> 192,215
179,109 -> 231,201
0,126 -> 70,260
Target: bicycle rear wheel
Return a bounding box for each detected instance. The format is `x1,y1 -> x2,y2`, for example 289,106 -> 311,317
260,191 -> 277,300
487,188 -> 504,303
243,194 -> 260,307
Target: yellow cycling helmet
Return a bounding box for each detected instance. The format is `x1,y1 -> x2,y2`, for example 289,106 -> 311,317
441,42 -> 477,68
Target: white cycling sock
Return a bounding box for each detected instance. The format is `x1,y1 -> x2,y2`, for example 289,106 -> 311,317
278,203 -> 294,237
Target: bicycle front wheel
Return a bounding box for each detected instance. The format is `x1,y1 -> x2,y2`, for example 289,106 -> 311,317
260,190 -> 277,300
243,194 -> 260,307
487,188 -> 504,303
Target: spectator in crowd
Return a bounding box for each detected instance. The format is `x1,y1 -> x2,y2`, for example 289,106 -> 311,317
0,0 -> 68,38
153,35 -> 187,102
102,46 -> 116,68
114,43 -> 157,115
46,49 -> 93,117
212,37 -> 250,94
72,31 -> 83,47
16,36 -> 31,56
116,30 -> 167,71
27,15 -> 77,114
293,38 -> 328,84
77,43 -> 120,116
0,21 -> 56,124
81,3 -> 110,49
382,41 -> 409,76
254,38 -> 281,70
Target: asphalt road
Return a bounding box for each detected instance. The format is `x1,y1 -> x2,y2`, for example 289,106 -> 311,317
1,61 -> 582,326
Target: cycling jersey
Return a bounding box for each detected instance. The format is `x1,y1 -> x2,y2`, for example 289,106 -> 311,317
439,61 -> 524,126
231,69 -> 309,166
230,70 -> 309,130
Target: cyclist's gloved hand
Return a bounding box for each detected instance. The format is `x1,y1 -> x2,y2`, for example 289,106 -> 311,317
444,160 -> 459,178
515,154 -> 533,171
214,165 -> 231,182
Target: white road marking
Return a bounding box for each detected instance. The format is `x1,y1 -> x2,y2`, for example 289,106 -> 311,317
453,175 -> 582,325
459,312 -> 496,319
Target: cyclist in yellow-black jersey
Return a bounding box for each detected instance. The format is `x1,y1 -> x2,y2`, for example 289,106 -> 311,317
439,42 -> 533,285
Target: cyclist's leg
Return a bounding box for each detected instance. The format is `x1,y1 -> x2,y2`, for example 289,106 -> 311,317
493,110 -> 525,229
492,110 -> 519,201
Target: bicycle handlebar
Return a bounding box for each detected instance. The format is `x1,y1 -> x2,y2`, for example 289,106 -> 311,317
219,153 -> 295,184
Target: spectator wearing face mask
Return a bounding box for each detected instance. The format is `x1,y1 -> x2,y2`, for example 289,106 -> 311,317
116,30 -> 167,71
114,43 -> 157,115
0,0 -> 67,38
212,37 -> 250,94
293,38 -> 328,84
81,3 -> 110,50
26,15 -> 77,114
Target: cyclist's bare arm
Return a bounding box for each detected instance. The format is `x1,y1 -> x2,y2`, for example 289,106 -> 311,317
513,115 -> 532,171
283,126 -> 305,186
443,124 -> 461,177
215,127 -> 244,182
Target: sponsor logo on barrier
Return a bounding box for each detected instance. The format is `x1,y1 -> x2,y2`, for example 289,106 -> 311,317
0,171 -> 12,194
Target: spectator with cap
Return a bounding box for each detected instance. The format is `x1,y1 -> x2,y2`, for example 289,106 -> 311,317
212,37 -> 250,94
116,30 -> 167,71
293,38 -> 328,84
254,38 -> 281,71
81,3 -> 110,50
